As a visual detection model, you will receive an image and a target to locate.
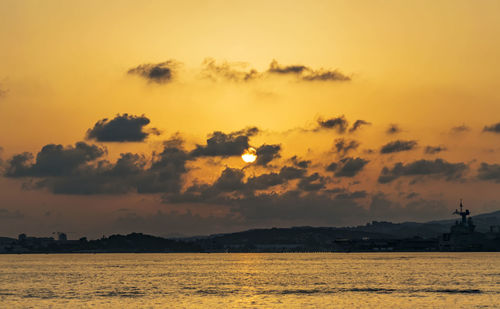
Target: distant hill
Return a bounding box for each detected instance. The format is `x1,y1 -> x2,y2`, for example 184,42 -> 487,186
195,209 -> 500,245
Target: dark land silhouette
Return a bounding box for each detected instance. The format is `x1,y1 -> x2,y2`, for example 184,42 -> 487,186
1,209 -> 499,253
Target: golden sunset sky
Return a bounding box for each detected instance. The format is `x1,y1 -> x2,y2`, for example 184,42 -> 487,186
1,0 -> 500,238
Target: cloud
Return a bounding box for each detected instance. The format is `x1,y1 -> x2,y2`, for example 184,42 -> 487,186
380,140 -> 418,154
167,163 -> 310,204
277,165 -> 308,180
201,58 -> 260,82
127,60 -> 179,83
190,127 -> 259,157
5,142 -> 106,177
245,165 -> 308,191
268,60 -> 308,74
406,192 -> 419,199
317,116 -> 349,133
326,157 -> 369,177
127,58 -> 351,85
86,114 -> 160,142
483,122 -> 500,133
336,190 -> 367,199
349,120 -> 371,133
424,145 -> 447,154
477,163 -> 500,183
369,192 -> 449,222
297,172 -> 327,191
136,138 -> 190,194
166,189 -> 368,228
268,60 -> 350,82
302,71 -> 351,82
333,138 -> 359,157
255,144 -> 281,166
246,172 -> 287,190
289,156 -> 311,169
451,124 -> 470,133
3,138 -> 190,195
378,158 -> 468,183
212,167 -> 246,192
386,124 -> 401,134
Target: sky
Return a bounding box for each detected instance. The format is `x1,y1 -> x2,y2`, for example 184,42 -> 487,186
1,0 -> 500,238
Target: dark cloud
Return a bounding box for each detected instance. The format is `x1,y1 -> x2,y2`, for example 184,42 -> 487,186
244,165 -> 309,191
380,140 -> 418,154
349,120 -> 371,133
5,142 -> 106,177
336,190 -> 367,199
327,157 -> 369,177
268,60 -> 308,74
386,124 -> 402,135
137,138 -> 190,194
369,192 -> 449,222
268,60 -> 350,82
127,60 -> 178,83
166,189 -> 367,228
127,58 -> 350,85
4,138 -> 189,195
317,116 -> 349,133
406,192 -> 419,199
289,156 -> 311,169
201,58 -> 260,82
167,163 -> 309,204
297,172 -> 326,191
255,144 -> 281,166
483,122 -> 500,133
378,159 -> 468,183
213,168 -> 246,192
86,114 -> 160,142
190,127 -> 259,157
477,163 -> 500,183
302,71 -> 351,82
451,124 -> 470,133
110,189 -> 500,235
246,172 -> 286,190
333,138 -> 359,157
424,145 -> 447,154
278,166 -> 308,180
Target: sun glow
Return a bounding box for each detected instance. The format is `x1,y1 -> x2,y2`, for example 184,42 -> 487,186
241,147 -> 257,163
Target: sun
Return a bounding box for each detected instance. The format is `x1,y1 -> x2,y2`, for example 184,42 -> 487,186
241,147 -> 257,163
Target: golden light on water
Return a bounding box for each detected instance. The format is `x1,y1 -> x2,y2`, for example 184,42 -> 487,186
241,147 -> 257,163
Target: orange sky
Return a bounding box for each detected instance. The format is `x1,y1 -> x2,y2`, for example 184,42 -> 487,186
1,0 -> 500,238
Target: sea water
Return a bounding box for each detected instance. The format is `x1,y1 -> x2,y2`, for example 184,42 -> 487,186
0,253 -> 499,308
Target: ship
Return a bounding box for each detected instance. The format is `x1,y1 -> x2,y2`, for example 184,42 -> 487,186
440,199 -> 500,251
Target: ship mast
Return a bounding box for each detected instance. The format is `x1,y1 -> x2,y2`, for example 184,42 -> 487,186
453,199 -> 470,225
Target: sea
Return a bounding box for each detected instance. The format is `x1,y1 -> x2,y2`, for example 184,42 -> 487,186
0,253 -> 498,308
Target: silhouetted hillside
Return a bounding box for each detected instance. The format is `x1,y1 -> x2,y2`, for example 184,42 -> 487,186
2,210 -> 499,253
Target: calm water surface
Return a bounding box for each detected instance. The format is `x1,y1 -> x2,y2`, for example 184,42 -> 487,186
0,253 -> 499,308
